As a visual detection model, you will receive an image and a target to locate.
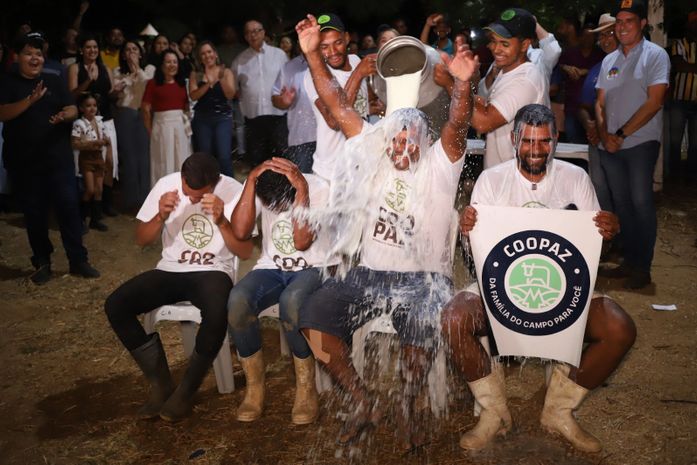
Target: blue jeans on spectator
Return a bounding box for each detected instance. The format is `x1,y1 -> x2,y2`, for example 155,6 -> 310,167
588,144 -> 613,211
599,140 -> 659,272
667,100 -> 697,176
227,267 -> 321,358
192,113 -> 234,177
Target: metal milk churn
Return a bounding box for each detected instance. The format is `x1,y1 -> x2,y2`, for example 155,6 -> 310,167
371,35 -> 450,134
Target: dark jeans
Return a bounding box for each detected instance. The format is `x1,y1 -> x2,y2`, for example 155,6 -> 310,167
588,144 -> 613,211
9,166 -> 88,268
227,268 -> 321,358
599,140 -> 659,272
283,141 -> 316,173
667,100 -> 697,176
564,112 -> 588,144
105,270 -> 232,359
192,113 -> 234,177
114,107 -> 150,210
244,115 -> 288,166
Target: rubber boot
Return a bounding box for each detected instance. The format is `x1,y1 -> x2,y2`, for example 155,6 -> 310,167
236,350 -> 265,422
102,185 -> 118,217
291,355 -> 319,425
159,350 -> 213,422
89,200 -> 109,231
80,201 -> 90,235
540,365 -> 602,453
129,333 -> 175,419
459,368 -> 512,450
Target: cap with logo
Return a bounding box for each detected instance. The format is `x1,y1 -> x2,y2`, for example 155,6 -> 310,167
613,0 -> 648,19
485,8 -> 536,40
589,14 -> 616,33
14,32 -> 46,53
317,13 -> 345,33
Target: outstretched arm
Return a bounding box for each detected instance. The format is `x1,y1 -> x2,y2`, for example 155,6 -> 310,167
440,45 -> 478,162
296,15 -> 363,139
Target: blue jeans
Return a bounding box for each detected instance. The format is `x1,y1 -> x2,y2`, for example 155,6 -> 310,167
667,100 -> 697,176
599,140 -> 659,272
192,113 -> 233,177
588,144 -> 613,211
283,141 -> 316,173
227,268 -> 321,358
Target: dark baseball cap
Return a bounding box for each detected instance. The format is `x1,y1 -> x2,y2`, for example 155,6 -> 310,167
485,8 -> 536,40
613,0 -> 648,19
317,13 -> 345,33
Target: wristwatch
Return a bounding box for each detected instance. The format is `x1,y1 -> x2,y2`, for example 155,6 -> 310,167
614,128 -> 626,139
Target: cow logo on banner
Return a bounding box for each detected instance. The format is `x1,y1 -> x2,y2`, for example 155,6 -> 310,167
481,230 -> 590,336
469,206 -> 602,366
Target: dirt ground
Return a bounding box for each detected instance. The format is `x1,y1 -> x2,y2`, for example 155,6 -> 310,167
0,178 -> 696,465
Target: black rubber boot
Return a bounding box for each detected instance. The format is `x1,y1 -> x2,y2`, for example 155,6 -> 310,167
159,351 -> 213,422
129,333 -> 175,419
89,201 -> 109,231
102,185 -> 118,217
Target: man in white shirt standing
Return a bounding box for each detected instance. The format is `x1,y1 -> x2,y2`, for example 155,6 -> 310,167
104,153 -> 253,422
303,13 -> 370,181
470,8 -> 549,169
272,54 -> 317,173
232,20 -> 288,166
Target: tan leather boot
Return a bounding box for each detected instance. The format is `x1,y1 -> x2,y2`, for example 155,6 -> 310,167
291,355 -> 319,425
540,365 -> 602,453
236,350 -> 265,422
459,369 -> 512,450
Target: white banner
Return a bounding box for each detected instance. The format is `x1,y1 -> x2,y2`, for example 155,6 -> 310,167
469,206 -> 602,367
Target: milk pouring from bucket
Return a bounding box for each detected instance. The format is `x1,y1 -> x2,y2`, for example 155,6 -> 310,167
371,36 -> 447,117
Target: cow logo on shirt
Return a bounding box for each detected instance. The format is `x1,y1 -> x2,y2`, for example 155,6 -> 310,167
385,178 -> 411,213
272,220 -> 296,255
182,214 -> 214,249
607,67 -> 619,80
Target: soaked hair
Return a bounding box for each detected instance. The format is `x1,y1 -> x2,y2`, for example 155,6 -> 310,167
513,104 -> 557,137
181,152 -> 220,189
256,170 -> 296,213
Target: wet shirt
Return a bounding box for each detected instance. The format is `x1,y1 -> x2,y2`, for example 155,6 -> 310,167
471,159 -> 599,211
137,173 -> 243,279
0,71 -> 75,171
358,138 -> 463,276
596,39 -> 670,149
252,174 -> 340,271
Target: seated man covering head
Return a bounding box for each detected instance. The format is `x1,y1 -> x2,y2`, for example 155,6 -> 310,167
227,158 -> 338,425
294,14 -> 479,448
441,104 -> 636,452
104,152 -> 253,422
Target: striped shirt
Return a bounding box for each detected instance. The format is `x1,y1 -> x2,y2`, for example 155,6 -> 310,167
670,38 -> 697,102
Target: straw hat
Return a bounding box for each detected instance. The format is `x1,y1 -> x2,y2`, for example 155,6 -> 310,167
589,14 -> 616,33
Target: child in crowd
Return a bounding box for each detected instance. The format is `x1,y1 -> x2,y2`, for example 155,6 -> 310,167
71,92 -> 111,232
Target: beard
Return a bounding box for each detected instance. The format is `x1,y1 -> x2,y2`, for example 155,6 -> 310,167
518,155 -> 548,176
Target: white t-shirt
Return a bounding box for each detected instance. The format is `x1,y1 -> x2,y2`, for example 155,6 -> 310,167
137,173 -> 243,279
471,159 -> 600,211
359,139 -> 463,275
484,62 -> 549,169
304,54 -> 369,180
272,55 -> 316,147
253,174 -> 340,271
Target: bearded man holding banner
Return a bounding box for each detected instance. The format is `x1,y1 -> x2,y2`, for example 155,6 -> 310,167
441,104 -> 636,453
